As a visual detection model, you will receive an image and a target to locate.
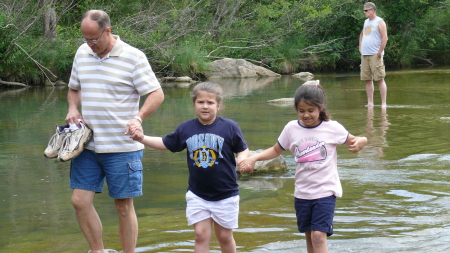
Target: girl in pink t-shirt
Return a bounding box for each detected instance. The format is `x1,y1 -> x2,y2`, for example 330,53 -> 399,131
239,83 -> 367,253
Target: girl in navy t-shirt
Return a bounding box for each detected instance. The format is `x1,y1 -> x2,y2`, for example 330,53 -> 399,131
131,82 -> 249,253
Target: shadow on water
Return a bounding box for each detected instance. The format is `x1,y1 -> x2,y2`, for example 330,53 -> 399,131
1,67 -> 450,252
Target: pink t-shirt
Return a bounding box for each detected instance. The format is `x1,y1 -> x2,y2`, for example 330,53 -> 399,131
278,120 -> 349,200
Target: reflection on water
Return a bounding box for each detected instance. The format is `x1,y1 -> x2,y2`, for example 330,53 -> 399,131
360,106 -> 390,158
2,68 -> 450,252
214,76 -> 281,96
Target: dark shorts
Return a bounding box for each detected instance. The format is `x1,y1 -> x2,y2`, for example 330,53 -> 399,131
294,195 -> 336,236
70,149 -> 144,199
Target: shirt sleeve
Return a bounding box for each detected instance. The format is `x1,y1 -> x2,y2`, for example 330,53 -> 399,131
231,121 -> 248,153
277,121 -> 293,151
162,125 -> 186,153
332,121 -> 349,145
132,52 -> 161,96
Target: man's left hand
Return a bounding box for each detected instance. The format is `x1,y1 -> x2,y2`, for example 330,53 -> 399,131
125,118 -> 144,141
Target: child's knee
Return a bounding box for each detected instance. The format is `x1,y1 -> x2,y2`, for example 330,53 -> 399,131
214,225 -> 234,244
216,231 -> 233,244
194,227 -> 211,243
310,230 -> 327,245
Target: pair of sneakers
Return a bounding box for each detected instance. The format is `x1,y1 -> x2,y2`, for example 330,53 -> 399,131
44,122 -> 93,162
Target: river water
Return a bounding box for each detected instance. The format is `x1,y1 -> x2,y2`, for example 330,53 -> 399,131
1,67 -> 450,252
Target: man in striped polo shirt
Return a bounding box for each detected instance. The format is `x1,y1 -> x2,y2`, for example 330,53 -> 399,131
65,10 -> 164,253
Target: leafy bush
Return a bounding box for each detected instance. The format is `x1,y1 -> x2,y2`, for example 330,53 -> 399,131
170,41 -> 211,79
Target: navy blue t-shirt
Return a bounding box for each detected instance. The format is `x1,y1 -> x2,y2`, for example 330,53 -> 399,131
162,117 -> 248,201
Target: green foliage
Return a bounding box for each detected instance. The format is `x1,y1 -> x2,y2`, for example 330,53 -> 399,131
1,0 -> 450,86
170,41 -> 211,79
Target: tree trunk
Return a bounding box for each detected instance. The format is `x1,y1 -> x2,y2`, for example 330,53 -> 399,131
39,0 -> 57,40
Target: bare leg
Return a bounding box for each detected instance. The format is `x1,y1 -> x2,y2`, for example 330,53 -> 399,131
305,231 -> 314,253
310,230 -> 328,253
115,198 -> 138,253
365,80 -> 374,107
193,218 -> 213,253
71,189 -> 104,252
378,79 -> 387,108
213,221 -> 236,253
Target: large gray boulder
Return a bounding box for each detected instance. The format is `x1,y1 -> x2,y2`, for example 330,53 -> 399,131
266,98 -> 294,106
293,72 -> 314,80
265,80 -> 320,106
207,58 -> 281,79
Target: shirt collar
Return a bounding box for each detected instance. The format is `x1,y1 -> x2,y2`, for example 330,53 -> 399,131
87,35 -> 123,59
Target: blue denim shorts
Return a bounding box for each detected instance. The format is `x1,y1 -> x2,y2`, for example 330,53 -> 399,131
294,195 -> 336,236
70,149 -> 144,199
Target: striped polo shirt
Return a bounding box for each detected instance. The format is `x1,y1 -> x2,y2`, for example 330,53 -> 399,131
68,35 -> 161,153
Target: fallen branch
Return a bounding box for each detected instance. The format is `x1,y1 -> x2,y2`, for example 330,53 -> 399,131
413,56 -> 434,66
0,78 -> 28,87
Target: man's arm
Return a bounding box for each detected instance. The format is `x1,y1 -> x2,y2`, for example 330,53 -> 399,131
136,88 -> 165,121
377,20 -> 388,58
125,88 -> 164,139
65,88 -> 84,125
359,30 -> 364,54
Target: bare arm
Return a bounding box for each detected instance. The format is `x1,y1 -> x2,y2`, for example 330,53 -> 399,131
138,136 -> 168,150
65,88 -> 84,125
236,148 -> 250,164
136,88 -> 165,121
238,143 -> 284,173
125,88 -> 165,139
345,134 -> 368,153
359,30 -> 364,54
377,20 -> 388,58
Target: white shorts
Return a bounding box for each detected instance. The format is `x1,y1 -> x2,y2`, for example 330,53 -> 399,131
186,190 -> 239,229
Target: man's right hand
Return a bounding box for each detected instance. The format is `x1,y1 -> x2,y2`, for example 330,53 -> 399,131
65,108 -> 85,126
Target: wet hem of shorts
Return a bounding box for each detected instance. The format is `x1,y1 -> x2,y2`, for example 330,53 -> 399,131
70,184 -> 142,199
300,225 -> 333,236
109,192 -> 142,199
70,184 -> 103,193
188,217 -> 238,229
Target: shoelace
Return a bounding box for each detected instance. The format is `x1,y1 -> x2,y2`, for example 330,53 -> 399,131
59,131 -> 74,153
47,131 -> 62,148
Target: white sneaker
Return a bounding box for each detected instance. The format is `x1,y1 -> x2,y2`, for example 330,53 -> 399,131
58,122 -> 93,162
44,124 -> 70,158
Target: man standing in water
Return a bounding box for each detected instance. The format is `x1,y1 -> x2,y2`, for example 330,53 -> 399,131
65,10 -> 164,253
359,2 -> 388,108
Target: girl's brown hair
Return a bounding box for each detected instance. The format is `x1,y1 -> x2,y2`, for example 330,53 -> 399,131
294,83 -> 331,121
190,82 -> 224,104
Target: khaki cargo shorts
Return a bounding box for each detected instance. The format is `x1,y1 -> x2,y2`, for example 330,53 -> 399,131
360,55 -> 386,81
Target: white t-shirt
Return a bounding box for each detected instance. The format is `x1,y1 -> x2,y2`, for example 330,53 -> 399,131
361,16 -> 384,55
278,120 -> 349,200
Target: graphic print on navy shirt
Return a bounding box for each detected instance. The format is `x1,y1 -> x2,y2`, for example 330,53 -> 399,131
186,133 -> 224,169
162,117 -> 248,201
294,136 -> 327,169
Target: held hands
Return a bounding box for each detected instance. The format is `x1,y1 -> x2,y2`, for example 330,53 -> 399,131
348,136 -> 368,153
238,158 -> 256,174
125,118 -> 144,142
